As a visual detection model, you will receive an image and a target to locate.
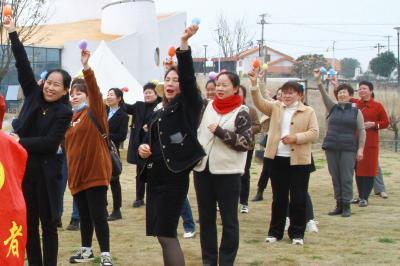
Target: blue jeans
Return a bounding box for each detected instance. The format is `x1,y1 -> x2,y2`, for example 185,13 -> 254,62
181,197 -> 195,232
59,154 -> 80,220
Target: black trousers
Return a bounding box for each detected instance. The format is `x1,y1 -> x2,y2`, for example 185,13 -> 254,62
74,186 -> 110,252
286,193 -> 314,221
194,168 -> 240,266
110,177 -> 122,211
23,163 -> 58,266
355,176 -> 374,201
136,164 -> 146,201
240,150 -> 254,205
267,157 -> 310,240
257,158 -> 271,191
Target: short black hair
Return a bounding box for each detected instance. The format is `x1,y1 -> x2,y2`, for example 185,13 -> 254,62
335,84 -> 354,97
359,80 -> 373,91
281,81 -> 302,94
46,69 -> 72,90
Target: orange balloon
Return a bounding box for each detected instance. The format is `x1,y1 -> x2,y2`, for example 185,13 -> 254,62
3,5 -> 12,17
252,59 -> 261,69
168,46 -> 176,57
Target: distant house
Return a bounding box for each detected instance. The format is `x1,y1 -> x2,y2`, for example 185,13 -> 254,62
237,46 -> 296,76
326,58 -> 342,72
193,46 -> 296,76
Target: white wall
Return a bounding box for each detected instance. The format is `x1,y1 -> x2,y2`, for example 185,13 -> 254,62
62,40 -> 102,76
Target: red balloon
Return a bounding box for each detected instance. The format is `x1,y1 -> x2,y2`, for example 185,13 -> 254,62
3,5 -> 12,17
252,59 -> 261,69
168,46 -> 176,57
122,87 -> 129,93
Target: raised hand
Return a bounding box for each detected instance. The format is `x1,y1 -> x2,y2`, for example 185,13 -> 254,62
248,69 -> 258,87
81,50 -> 91,70
313,68 -> 322,84
181,25 -> 199,43
3,16 -> 16,33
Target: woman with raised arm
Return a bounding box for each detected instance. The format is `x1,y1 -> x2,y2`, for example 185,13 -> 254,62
137,25 -> 205,266
314,69 -> 365,216
250,68 -> 319,246
65,50 -> 113,266
4,16 -> 72,266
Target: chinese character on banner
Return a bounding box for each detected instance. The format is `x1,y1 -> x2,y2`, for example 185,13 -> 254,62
0,125 -> 28,266
4,221 -> 23,258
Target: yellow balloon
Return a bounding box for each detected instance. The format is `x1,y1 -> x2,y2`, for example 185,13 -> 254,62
262,63 -> 269,70
0,162 -> 4,190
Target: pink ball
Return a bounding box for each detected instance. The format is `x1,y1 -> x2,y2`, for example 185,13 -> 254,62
79,40 -> 88,50
208,71 -> 217,81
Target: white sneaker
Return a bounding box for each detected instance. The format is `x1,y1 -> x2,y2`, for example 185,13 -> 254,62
306,220 -> 319,233
100,253 -> 113,266
292,238 -> 304,245
240,205 -> 249,213
284,217 -> 290,231
69,247 -> 94,263
265,236 -> 278,243
183,231 -> 196,239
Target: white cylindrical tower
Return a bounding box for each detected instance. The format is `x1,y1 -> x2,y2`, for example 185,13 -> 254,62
45,0 -> 105,25
101,0 -> 157,36
101,0 -> 162,84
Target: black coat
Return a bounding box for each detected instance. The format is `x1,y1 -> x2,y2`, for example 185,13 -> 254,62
141,48 -> 205,173
125,97 -> 162,164
9,31 -> 72,222
107,107 -> 129,151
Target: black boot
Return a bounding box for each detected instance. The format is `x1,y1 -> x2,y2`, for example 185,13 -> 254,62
251,188 -> 264,202
328,201 -> 342,215
107,209 -> 122,221
342,202 -> 351,217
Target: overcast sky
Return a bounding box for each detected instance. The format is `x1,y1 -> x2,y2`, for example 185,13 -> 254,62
154,0 -> 400,71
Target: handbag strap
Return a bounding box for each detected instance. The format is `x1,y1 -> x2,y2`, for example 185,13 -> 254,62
87,109 -> 110,145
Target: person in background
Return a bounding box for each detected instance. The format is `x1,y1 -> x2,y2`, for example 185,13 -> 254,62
250,68 -> 319,246
350,81 -> 389,207
205,79 -> 216,100
126,82 -> 162,208
252,87 -> 282,202
138,24 -> 204,266
65,49 -> 113,266
106,88 -> 129,221
4,16 -> 73,266
374,164 -> 388,198
194,71 -> 252,265
238,85 -> 261,213
181,197 -> 196,239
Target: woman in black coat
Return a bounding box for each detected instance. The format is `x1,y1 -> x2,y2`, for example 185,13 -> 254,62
106,88 -> 129,221
126,83 -> 162,208
4,17 -> 72,266
138,25 -> 205,266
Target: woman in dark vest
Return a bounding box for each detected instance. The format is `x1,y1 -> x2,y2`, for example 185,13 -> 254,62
314,69 -> 365,216
138,24 -> 205,266
4,16 -> 73,265
126,82 -> 162,208
106,88 -> 129,220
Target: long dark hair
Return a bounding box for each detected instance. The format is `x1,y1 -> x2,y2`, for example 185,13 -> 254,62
108,88 -> 126,110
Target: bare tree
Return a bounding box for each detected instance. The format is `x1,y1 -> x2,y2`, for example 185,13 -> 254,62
0,0 -> 48,82
213,12 -> 254,57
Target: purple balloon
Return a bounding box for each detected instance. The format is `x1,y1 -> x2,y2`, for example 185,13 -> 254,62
208,71 -> 217,81
192,17 -> 201,25
79,40 -> 88,50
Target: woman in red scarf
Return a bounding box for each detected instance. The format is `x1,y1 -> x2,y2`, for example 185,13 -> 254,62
194,71 -> 252,266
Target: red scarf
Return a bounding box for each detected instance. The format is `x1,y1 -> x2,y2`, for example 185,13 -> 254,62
212,95 -> 242,114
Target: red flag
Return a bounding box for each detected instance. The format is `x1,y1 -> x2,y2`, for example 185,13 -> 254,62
0,131 -> 27,266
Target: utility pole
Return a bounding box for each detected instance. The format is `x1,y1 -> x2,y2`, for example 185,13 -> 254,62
203,45 -> 208,75
374,43 -> 385,55
385,35 -> 392,52
257,13 -> 268,59
331,40 -> 336,70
